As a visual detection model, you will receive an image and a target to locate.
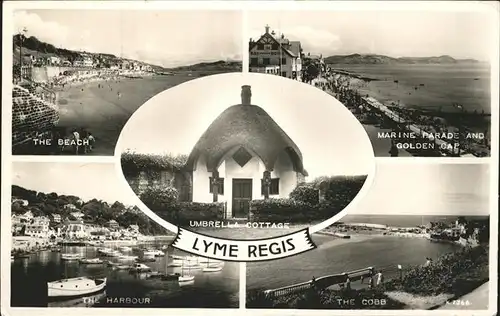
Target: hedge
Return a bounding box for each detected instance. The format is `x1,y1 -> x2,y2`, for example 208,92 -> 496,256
379,245 -> 489,297
146,201 -> 226,225
121,151 -> 188,177
289,185 -> 319,205
249,198 -> 340,223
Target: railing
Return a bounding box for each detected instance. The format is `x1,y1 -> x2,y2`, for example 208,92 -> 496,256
263,266 -> 375,299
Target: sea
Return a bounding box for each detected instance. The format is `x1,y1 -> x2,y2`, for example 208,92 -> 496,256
246,214 -> 488,291
55,74 -> 206,155
246,234 -> 460,291
332,63 -> 491,113
11,243 -> 239,308
339,214 -> 489,227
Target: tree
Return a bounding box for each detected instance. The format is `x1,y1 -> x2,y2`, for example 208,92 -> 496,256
457,216 -> 468,226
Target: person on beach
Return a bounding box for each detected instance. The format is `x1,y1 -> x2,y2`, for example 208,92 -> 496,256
87,132 -> 95,152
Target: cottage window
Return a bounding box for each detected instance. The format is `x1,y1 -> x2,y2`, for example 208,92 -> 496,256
263,58 -> 270,65
209,177 -> 225,195
281,71 -> 287,77
272,44 -> 279,50
281,58 -> 287,65
261,178 -> 280,195
257,44 -> 264,50
250,58 -> 258,66
264,44 -> 272,50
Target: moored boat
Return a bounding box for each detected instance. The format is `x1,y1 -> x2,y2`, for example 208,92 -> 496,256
202,265 -> 223,272
117,255 -> 138,261
129,263 -> 152,273
79,258 -> 104,264
47,277 -> 106,298
61,253 -> 82,261
178,275 -> 195,282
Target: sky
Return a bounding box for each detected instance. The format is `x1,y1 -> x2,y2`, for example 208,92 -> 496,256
249,10 -> 496,61
12,162 -> 136,205
116,72 -> 375,179
350,163 -> 491,216
13,10 -> 242,67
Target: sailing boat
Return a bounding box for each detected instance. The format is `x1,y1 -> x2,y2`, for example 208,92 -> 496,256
161,247 -> 180,281
178,258 -> 195,282
202,257 -> 223,273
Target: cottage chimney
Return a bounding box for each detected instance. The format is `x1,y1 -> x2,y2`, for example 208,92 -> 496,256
265,24 -> 270,34
241,85 -> 251,105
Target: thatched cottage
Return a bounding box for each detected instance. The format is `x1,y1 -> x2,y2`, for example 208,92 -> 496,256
185,85 -> 308,218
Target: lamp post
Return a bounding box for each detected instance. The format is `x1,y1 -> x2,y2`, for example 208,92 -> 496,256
18,27 -> 28,82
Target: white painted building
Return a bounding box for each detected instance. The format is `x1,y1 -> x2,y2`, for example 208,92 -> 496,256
25,222 -> 50,238
185,85 -> 308,218
249,25 -> 303,80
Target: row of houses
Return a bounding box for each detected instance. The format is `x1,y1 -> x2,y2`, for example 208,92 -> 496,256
11,212 -> 140,240
21,53 -> 153,72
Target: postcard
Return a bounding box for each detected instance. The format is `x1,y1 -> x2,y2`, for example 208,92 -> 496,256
1,1 -> 498,316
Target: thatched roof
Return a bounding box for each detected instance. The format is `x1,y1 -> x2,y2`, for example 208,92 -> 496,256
186,86 -> 306,175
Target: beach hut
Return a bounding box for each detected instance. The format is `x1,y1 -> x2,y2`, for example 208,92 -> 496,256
184,85 -> 308,218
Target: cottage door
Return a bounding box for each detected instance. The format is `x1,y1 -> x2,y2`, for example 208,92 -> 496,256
232,179 -> 252,218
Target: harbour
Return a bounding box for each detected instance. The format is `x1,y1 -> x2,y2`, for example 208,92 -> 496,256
11,242 -> 239,308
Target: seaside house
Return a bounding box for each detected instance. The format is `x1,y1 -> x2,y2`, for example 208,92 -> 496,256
62,221 -> 88,239
83,56 -> 94,68
184,85 -> 308,218
33,216 -> 50,225
72,59 -> 84,67
12,198 -> 29,206
22,211 -> 34,221
11,214 -> 28,234
48,56 -> 61,66
50,214 -> 62,223
120,60 -> 130,70
249,25 -> 303,80
24,221 -> 50,238
107,219 -> 120,230
64,204 -> 78,211
69,211 -> 84,220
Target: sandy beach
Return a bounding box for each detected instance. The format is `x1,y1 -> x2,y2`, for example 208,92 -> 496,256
54,74 -> 196,155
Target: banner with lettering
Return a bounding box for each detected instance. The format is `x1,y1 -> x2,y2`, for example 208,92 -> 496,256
171,228 -> 316,262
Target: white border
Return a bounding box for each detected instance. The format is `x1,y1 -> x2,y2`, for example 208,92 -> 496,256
2,1 -> 499,316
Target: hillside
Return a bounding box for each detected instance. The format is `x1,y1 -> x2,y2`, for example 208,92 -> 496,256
13,34 -> 164,71
11,184 -> 169,236
324,53 -> 481,65
168,60 -> 242,72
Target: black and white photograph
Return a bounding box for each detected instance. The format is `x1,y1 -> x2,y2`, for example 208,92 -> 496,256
248,9 -> 495,157
9,162 -> 239,308
117,73 -> 374,238
11,9 -> 242,155
246,162 -> 491,310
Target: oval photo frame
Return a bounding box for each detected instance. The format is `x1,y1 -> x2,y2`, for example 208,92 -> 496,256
114,72 -> 376,240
